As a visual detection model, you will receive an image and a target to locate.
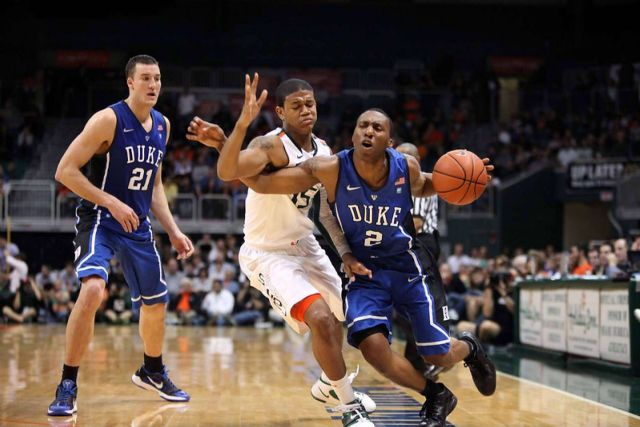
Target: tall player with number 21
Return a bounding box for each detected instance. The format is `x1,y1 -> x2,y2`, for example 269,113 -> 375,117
48,55 -> 194,417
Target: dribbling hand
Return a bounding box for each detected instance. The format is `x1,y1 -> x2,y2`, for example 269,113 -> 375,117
341,253 -> 373,283
186,117 -> 227,151
482,158 -> 495,181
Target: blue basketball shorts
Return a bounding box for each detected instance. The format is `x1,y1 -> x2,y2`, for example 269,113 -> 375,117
73,218 -> 168,308
344,249 -> 451,356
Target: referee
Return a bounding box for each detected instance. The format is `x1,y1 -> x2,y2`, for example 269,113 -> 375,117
395,142 -> 444,380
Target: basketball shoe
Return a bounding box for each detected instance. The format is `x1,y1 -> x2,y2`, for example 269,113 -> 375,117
47,379 -> 78,416
459,332 -> 496,396
419,383 -> 457,427
332,401 -> 376,427
311,367 -> 376,412
131,365 -> 190,402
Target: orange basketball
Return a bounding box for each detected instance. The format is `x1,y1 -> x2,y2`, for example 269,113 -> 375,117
432,149 -> 488,205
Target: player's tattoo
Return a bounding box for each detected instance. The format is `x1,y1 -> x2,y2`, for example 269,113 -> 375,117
248,136 -> 274,151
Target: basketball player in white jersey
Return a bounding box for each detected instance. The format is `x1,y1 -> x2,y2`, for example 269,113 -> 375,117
187,74 -> 375,427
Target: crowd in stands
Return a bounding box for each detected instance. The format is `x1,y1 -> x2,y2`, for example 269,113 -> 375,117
0,72 -> 46,190
2,229 -> 639,351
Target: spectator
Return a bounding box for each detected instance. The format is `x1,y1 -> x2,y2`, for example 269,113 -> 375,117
447,243 -> 471,274
170,278 -> 199,325
613,238 -> 631,276
104,282 -> 133,324
208,253 -> 235,282
570,245 -> 592,276
232,282 -> 267,326
164,258 -> 185,297
58,262 -> 80,298
196,234 -> 214,256
192,268 -> 212,295
35,264 -> 57,290
599,243 -> 620,277
586,248 -> 601,275
17,276 -> 43,323
5,251 -> 28,293
222,269 -> 240,295
458,271 -> 514,346
464,267 -> 486,322
511,254 -> 530,282
50,280 -> 73,322
201,279 -> 234,326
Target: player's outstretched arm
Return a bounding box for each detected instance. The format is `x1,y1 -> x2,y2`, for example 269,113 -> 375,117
249,155 -> 339,195
187,73 -> 269,181
55,108 -> 139,233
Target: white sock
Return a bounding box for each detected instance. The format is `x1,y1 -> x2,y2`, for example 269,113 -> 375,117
324,371 -> 356,404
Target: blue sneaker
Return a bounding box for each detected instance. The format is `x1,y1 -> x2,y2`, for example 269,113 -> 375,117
47,380 -> 78,416
131,365 -> 190,402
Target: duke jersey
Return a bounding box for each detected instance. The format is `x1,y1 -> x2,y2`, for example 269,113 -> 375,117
77,101 -> 166,234
243,128 -> 331,250
334,148 -> 415,260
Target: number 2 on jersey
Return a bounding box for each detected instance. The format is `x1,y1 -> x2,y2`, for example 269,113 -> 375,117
364,230 -> 383,247
128,168 -> 153,191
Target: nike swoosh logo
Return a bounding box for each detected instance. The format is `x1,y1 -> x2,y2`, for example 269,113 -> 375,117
149,378 -> 164,389
296,155 -> 303,159
346,185 -> 361,191
408,276 -> 421,282
318,388 -> 331,399
124,128 -> 134,133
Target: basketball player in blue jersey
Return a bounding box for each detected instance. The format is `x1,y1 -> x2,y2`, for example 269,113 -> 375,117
188,74 -> 375,427
48,55 -> 194,417
246,109 -> 497,427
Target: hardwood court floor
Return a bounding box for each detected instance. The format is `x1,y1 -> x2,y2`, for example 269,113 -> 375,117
0,324 -> 639,427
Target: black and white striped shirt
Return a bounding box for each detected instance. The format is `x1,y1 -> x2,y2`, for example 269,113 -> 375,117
413,195 -> 439,234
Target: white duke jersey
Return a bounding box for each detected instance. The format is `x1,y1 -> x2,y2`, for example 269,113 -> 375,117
243,128 -> 332,250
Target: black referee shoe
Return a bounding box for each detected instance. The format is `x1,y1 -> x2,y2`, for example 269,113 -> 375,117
460,332 -> 496,396
419,383 -> 457,427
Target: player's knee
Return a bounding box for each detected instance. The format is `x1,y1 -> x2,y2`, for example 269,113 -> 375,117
306,309 -> 338,336
77,278 -> 105,310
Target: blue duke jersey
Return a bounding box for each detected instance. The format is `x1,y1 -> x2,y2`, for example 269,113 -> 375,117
77,100 -> 166,234
334,148 -> 451,355
73,101 -> 169,308
334,148 -> 415,261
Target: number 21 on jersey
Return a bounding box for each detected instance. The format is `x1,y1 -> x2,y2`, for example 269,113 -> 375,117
128,168 -> 153,191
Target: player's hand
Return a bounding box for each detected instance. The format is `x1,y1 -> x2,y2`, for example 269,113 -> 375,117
482,158 -> 495,181
169,231 -> 194,260
186,117 -> 227,151
107,198 -> 139,233
237,73 -> 268,129
341,252 -> 372,283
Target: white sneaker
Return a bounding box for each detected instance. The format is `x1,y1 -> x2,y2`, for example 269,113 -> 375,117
310,367 -> 376,413
331,402 -> 376,427
634,308 -> 640,322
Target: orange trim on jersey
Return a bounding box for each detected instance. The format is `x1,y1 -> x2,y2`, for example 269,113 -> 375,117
290,293 -> 322,322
